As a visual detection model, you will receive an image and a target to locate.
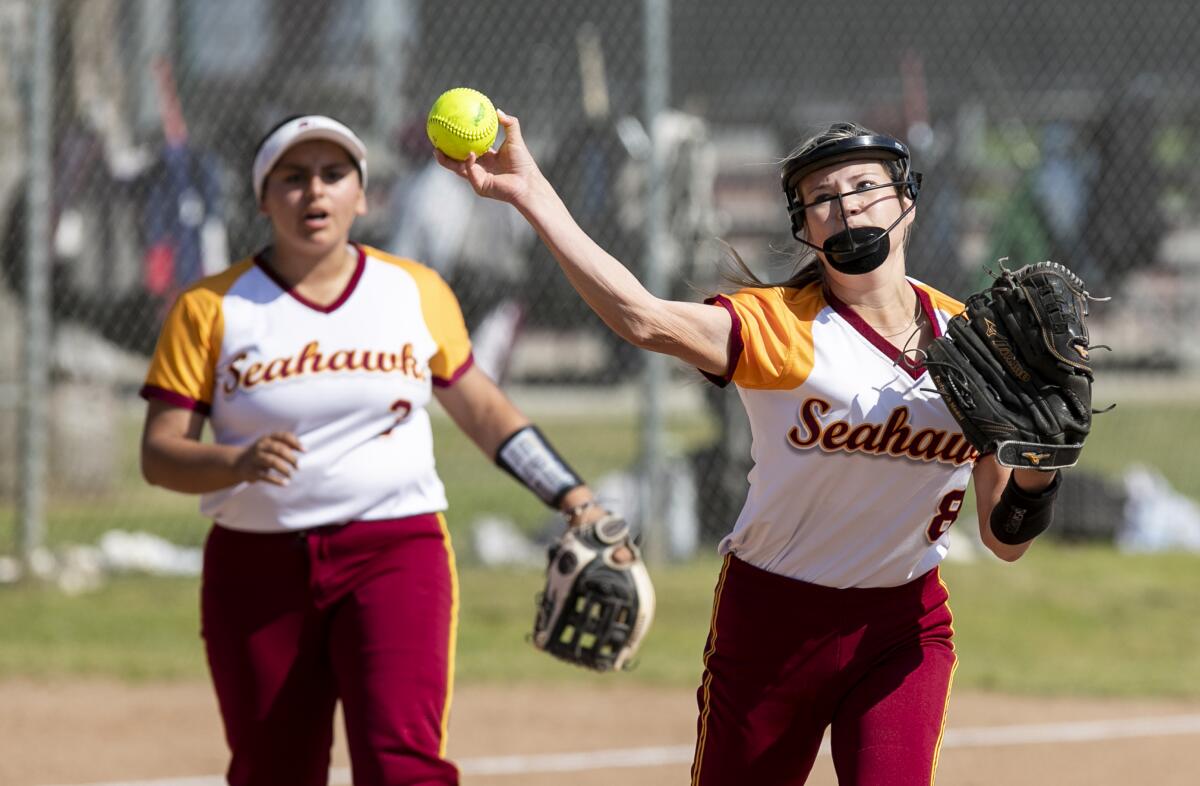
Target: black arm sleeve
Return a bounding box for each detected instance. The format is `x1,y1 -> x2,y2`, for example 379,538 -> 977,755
989,471 -> 1061,545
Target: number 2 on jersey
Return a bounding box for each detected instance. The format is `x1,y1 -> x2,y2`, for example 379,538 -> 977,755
926,489 -> 965,541
381,399 -> 413,437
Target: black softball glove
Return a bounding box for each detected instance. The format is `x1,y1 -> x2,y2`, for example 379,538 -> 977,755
532,513 -> 655,672
925,261 -> 1102,470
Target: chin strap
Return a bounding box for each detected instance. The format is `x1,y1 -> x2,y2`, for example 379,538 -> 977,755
793,185 -> 920,275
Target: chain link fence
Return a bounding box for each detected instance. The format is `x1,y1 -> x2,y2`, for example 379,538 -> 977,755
3,0 -> 1200,568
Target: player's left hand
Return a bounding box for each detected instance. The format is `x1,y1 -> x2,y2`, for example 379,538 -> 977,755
925,261 -> 1101,470
532,513 -> 656,672
434,110 -> 543,206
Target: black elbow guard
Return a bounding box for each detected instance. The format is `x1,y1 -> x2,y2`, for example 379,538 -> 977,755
989,472 -> 1061,545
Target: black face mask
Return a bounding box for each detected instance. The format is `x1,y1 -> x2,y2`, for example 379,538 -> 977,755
822,226 -> 892,274
794,179 -> 919,275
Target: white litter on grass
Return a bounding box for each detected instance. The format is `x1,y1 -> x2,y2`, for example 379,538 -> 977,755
1119,464 -> 1200,553
0,531 -> 201,593
0,553 -> 22,583
1,545 -> 107,595
471,515 -> 544,567
98,530 -> 202,576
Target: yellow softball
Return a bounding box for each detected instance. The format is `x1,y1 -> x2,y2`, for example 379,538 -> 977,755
426,87 -> 499,161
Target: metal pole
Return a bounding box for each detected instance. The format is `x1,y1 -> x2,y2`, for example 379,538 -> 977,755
639,0 -> 670,562
18,0 -> 56,569
134,0 -> 171,134
367,0 -> 416,156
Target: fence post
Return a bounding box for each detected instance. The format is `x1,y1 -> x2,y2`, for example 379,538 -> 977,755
366,0 -> 415,155
638,0 -> 670,562
18,0 -> 56,570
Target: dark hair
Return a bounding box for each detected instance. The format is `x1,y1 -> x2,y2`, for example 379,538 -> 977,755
721,121 -> 910,291
253,114 -> 308,157
253,113 -> 364,182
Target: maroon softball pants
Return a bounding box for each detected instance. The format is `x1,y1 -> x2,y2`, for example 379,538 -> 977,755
691,555 -> 956,786
201,515 -> 459,786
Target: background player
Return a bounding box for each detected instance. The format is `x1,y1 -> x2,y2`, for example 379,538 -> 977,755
439,115 -> 1061,784
139,114 -> 611,786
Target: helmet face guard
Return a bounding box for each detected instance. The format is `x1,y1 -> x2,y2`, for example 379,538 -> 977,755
781,133 -> 922,275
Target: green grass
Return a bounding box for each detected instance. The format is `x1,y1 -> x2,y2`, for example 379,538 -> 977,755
0,408 -> 716,553
940,545 -> 1200,698
0,575 -> 206,680
1,547 -> 1198,697
372,543 -> 1200,697
1,397 -> 1199,697
1075,399 -> 1200,499
2,391 -> 1190,549
454,556 -> 723,687
433,410 -> 717,544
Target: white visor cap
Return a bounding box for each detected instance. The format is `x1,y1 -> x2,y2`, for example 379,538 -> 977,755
252,115 -> 368,203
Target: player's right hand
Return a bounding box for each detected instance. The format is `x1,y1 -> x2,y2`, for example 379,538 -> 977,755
233,432 -> 304,486
435,110 -> 542,206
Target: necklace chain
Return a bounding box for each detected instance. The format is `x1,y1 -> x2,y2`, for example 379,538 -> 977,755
871,300 -> 923,338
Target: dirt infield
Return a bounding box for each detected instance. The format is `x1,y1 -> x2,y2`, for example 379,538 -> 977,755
2,679 -> 1198,785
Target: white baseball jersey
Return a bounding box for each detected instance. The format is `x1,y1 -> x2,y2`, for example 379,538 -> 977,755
705,278 -> 978,588
141,244 -> 473,533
